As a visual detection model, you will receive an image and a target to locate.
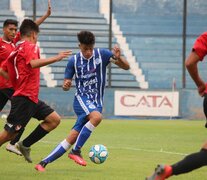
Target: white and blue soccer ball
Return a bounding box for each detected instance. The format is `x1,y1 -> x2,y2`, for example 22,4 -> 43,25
89,144 -> 108,164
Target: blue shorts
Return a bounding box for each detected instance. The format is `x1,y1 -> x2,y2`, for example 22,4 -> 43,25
72,95 -> 102,132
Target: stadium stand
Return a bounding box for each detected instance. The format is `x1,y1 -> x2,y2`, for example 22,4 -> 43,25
1,0 -> 207,89
113,0 -> 207,89
20,0 -> 140,88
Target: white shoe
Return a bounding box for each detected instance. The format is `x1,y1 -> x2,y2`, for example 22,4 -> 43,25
6,143 -> 22,156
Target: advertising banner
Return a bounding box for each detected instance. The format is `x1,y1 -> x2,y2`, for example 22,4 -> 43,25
114,91 -> 179,117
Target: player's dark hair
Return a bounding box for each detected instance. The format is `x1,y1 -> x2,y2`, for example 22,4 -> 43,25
77,31 -> 95,45
3,19 -> 18,28
20,19 -> 39,37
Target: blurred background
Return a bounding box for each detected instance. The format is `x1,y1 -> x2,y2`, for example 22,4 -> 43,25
1,0 -> 207,119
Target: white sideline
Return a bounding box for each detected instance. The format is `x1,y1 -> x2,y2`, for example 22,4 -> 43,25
39,140 -> 188,156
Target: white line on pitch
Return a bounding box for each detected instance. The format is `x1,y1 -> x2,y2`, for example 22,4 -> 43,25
110,147 -> 188,156
39,140 -> 188,156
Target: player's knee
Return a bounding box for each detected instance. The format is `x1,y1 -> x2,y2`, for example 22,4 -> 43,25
52,116 -> 61,128
45,112 -> 61,129
91,113 -> 102,127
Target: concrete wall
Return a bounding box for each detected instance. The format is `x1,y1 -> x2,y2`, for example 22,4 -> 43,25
37,87 -> 204,120
0,88 -> 204,120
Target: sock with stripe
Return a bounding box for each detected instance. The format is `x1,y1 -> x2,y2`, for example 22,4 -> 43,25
40,139 -> 71,166
73,121 -> 95,151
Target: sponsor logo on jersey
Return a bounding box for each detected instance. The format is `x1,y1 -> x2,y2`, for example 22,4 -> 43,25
95,58 -> 101,65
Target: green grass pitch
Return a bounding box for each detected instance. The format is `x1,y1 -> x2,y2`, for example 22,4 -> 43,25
0,118 -> 207,180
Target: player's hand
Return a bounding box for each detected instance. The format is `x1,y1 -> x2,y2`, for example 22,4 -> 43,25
112,44 -> 121,60
46,0 -> 51,16
62,79 -> 72,91
57,50 -> 72,61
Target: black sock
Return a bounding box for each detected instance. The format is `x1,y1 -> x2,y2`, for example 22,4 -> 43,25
40,161 -> 48,168
203,94 -> 207,128
22,125 -> 48,147
10,128 -> 25,145
172,149 -> 207,175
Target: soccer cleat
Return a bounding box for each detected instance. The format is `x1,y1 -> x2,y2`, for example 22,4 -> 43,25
16,141 -> 32,163
146,164 -> 172,180
35,162 -> 47,172
68,149 -> 87,166
6,143 -> 22,156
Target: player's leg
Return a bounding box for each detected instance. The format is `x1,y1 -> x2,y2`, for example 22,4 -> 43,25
203,93 -> 207,128
0,129 -> 18,146
73,111 -> 101,152
146,148 -> 207,180
6,96 -> 37,162
0,96 -> 30,146
68,98 -> 102,166
35,130 -> 77,172
0,89 -> 23,155
6,127 -> 24,155
17,100 -> 60,163
0,89 -> 9,111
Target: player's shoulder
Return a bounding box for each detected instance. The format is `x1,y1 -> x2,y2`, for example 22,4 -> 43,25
21,41 -> 37,50
198,32 -> 207,39
98,48 -> 111,53
66,53 -> 76,66
70,52 -> 81,61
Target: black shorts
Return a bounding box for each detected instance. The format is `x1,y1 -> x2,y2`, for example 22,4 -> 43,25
0,88 -> 14,111
4,96 -> 54,133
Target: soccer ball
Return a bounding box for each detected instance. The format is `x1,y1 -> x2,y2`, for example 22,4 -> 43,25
89,144 -> 108,164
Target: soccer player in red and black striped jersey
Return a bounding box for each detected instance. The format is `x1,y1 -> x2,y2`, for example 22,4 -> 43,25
0,0 -> 53,156
146,32 -> 207,180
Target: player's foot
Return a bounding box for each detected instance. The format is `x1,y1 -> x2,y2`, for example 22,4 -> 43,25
6,143 -> 22,156
35,161 -> 47,172
68,149 -> 87,166
146,164 -> 172,180
16,141 -> 32,163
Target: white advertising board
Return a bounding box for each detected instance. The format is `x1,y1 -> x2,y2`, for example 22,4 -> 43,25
114,91 -> 179,117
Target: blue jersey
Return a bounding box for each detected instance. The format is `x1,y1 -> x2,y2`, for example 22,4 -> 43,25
65,48 -> 113,107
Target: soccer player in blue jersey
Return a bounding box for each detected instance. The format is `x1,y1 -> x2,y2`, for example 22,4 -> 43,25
35,30 -> 130,171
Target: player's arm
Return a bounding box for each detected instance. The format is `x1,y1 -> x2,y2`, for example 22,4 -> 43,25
62,78 -> 72,91
185,51 -> 205,96
30,50 -> 72,68
34,0 -> 51,26
0,68 -> 9,79
111,44 -> 130,70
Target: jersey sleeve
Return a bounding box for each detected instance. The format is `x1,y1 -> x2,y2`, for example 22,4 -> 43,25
192,32 -> 207,61
100,48 -> 113,66
64,56 -> 75,79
